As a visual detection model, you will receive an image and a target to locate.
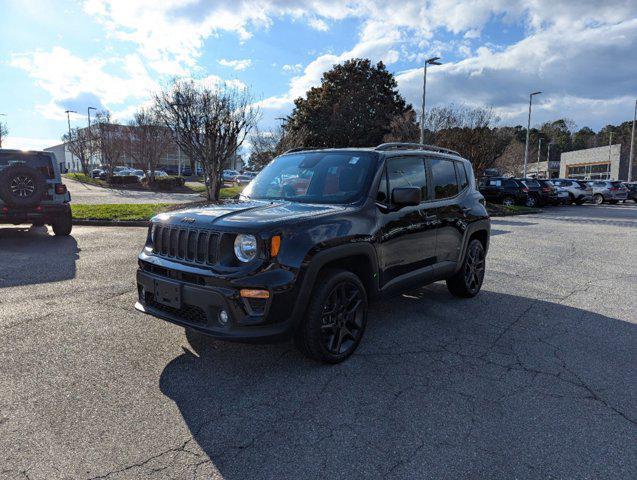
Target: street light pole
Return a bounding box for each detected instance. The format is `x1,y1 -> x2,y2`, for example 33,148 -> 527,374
87,106 -> 96,170
420,56 -> 442,144
537,137 -> 542,177
523,91 -> 542,178
608,131 -> 613,165
629,99 -> 636,182
64,110 -> 77,171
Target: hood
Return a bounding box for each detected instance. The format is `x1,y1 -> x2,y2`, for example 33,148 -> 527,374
154,200 -> 346,230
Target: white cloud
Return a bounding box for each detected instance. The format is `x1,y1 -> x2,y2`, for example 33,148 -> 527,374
3,136 -> 62,151
9,47 -> 157,120
282,63 -> 303,73
218,58 -> 252,71
308,17 -> 329,31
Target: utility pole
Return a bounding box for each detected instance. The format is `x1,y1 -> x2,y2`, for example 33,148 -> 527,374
608,131 -> 613,165
629,99 -> 636,182
420,56 -> 442,144
547,143 -> 553,178
64,110 -> 77,171
524,91 -> 542,177
536,138 -> 542,178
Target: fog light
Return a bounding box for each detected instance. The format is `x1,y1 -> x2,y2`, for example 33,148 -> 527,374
218,310 -> 229,326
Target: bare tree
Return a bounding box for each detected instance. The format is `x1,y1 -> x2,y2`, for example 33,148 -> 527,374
155,78 -> 259,200
126,108 -> 173,182
62,127 -> 95,174
93,111 -> 127,179
382,110 -> 419,143
493,139 -> 525,176
426,104 -> 510,176
248,124 -> 308,170
0,121 -> 8,148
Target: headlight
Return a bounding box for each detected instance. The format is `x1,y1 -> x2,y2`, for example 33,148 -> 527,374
234,234 -> 258,263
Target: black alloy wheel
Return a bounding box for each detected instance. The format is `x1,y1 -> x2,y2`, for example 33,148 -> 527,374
320,281 -> 366,356
295,269 -> 368,363
447,239 -> 486,298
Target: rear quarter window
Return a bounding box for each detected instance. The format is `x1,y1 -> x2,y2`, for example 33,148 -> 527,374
0,152 -> 55,179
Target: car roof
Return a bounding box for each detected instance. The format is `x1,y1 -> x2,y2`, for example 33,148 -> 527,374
279,145 -> 470,165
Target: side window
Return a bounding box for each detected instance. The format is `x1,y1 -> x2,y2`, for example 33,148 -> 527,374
490,179 -> 502,187
430,159 -> 459,199
376,168 -> 388,203
503,179 -> 517,188
387,156 -> 427,201
455,162 -> 469,190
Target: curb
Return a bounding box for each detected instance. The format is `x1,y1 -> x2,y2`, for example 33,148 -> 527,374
488,208 -> 542,217
72,219 -> 149,227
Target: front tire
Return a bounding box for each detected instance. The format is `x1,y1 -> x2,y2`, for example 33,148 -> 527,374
593,194 -> 604,205
525,196 -> 537,207
294,269 -> 368,364
446,239 -> 486,298
52,209 -> 72,236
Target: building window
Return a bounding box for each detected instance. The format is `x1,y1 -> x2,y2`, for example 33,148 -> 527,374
566,163 -> 610,180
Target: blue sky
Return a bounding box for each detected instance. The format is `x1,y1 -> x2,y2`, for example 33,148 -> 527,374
1,0 -> 636,150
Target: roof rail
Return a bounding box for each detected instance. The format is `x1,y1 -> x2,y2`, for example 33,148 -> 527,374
283,146 -> 321,154
375,142 -> 461,156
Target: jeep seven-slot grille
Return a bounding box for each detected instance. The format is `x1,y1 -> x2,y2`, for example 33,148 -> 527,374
153,225 -> 219,264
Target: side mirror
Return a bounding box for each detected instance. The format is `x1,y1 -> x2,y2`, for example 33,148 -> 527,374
391,187 -> 421,206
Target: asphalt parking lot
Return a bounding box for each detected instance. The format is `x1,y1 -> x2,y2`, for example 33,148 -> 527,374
1,203 -> 635,479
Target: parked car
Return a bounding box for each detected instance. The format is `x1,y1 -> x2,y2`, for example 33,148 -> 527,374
136,143 -> 491,363
235,174 -> 254,185
478,177 -> 529,206
129,169 -> 145,181
0,149 -> 72,235
222,169 -> 240,183
535,179 -> 560,205
587,180 -> 629,204
621,182 -> 637,202
550,179 -> 593,204
515,178 -> 549,207
543,180 -> 570,204
90,168 -> 104,179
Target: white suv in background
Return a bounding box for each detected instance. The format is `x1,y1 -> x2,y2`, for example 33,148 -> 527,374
551,179 -> 593,205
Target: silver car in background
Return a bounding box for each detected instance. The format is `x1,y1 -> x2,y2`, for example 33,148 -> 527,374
550,179 -> 593,205
587,180 -> 628,204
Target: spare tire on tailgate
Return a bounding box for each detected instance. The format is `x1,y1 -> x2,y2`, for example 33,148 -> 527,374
0,165 -> 47,208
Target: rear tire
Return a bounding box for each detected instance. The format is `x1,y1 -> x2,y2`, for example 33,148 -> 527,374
52,209 -> 72,236
593,194 -> 604,205
525,196 -> 537,207
501,196 -> 515,207
567,193 -> 575,205
294,269 -> 368,364
446,239 -> 486,298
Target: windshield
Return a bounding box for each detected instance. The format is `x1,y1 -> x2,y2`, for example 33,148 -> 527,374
242,151 -> 377,204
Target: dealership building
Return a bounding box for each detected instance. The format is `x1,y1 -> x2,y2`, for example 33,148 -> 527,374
559,144 -> 631,181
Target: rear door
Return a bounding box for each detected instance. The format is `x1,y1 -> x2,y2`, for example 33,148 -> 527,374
426,157 -> 464,264
377,155 -> 438,288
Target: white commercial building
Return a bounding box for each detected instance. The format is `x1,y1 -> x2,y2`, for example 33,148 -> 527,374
559,144 -> 629,181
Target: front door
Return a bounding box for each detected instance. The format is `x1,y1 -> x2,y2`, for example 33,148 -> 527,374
377,155 -> 438,289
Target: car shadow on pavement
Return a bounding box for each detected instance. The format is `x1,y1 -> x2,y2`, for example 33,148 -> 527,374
0,226 -> 80,288
158,285 -> 636,479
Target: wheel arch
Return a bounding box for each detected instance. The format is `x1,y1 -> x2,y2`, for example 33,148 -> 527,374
290,242 -> 379,325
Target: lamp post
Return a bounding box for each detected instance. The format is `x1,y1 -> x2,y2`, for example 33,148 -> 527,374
420,56 -> 442,144
537,137 -> 542,178
629,99 -> 636,182
523,91 -> 542,177
64,110 -> 77,171
87,106 -> 96,169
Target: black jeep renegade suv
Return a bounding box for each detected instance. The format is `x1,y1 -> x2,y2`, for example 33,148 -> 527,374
136,143 -> 490,363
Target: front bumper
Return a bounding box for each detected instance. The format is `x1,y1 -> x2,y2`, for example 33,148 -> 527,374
0,203 -> 70,224
135,257 -> 300,343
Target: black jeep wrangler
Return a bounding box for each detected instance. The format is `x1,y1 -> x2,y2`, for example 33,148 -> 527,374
136,143 -> 490,363
0,149 -> 72,235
